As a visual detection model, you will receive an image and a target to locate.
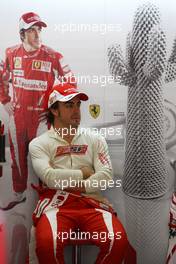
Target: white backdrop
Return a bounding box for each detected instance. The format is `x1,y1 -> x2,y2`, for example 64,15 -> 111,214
0,0 -> 176,126
0,0 -> 176,263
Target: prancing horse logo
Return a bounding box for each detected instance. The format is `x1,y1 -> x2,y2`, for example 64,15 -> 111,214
89,104 -> 100,119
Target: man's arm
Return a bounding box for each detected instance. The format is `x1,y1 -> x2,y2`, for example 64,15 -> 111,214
55,53 -> 77,87
29,139 -> 84,189
0,58 -> 11,105
0,51 -> 14,116
63,166 -> 94,193
0,60 -> 5,103
83,134 -> 113,193
64,135 -> 113,194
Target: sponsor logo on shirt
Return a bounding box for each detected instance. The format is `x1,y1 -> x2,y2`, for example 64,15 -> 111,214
55,145 -> 88,157
13,77 -> 47,91
98,152 -> 111,167
14,57 -> 22,68
13,70 -> 24,76
32,60 -> 51,73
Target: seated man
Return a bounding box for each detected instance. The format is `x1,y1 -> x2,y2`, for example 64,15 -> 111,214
29,83 -> 129,264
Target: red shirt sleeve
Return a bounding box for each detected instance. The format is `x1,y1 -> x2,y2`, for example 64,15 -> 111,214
0,55 -> 11,104
54,52 -> 77,88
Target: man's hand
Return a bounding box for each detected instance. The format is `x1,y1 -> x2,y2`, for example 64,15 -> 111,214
80,166 -> 94,179
3,101 -> 14,116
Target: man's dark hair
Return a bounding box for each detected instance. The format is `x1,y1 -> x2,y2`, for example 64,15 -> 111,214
20,30 -> 25,42
47,101 -> 59,125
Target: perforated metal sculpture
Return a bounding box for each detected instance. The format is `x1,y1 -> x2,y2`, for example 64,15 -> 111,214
108,3 -> 176,263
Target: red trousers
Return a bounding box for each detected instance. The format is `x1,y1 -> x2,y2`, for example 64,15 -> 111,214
33,194 -> 128,264
9,110 -> 47,193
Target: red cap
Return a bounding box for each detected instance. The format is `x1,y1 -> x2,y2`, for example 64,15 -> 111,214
19,12 -> 47,31
47,83 -> 88,108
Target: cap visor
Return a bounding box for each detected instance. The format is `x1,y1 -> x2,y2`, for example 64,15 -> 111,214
77,93 -> 89,101
59,92 -> 88,102
35,21 -> 47,27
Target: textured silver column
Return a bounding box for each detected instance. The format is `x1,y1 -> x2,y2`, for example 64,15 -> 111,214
108,3 -> 176,263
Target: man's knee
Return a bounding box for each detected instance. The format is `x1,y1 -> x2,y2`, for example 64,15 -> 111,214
98,228 -> 128,252
36,228 -> 54,254
35,215 -> 57,254
35,216 -> 68,255
112,230 -> 128,251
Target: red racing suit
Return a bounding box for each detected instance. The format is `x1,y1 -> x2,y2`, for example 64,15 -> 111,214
28,128 -> 136,264
0,44 -> 76,193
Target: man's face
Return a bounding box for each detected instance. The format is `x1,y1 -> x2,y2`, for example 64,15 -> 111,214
24,25 -> 42,49
55,96 -> 82,129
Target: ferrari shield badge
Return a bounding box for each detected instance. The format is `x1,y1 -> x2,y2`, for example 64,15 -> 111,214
89,104 -> 100,119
